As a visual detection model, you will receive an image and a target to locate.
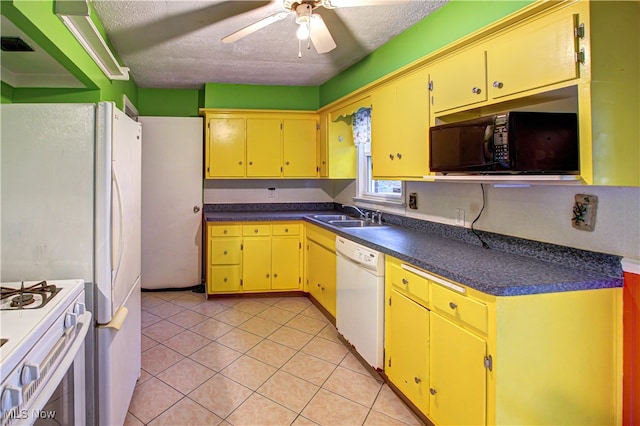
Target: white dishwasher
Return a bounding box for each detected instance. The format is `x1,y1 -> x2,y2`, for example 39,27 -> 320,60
336,236 -> 385,370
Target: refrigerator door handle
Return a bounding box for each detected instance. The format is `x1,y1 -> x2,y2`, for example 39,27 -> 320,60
97,307 -> 128,330
112,167 -> 125,284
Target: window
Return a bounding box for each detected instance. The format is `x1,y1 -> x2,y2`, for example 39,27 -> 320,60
353,108 -> 403,203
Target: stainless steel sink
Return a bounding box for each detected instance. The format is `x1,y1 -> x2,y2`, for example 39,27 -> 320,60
312,214 -> 351,222
328,219 -> 384,228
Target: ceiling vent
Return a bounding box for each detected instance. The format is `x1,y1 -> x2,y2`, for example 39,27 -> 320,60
1,37 -> 34,52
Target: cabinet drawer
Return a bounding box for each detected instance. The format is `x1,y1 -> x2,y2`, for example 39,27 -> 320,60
387,261 -> 430,307
272,223 -> 300,236
243,224 -> 271,236
210,238 -> 241,264
430,284 -> 487,334
209,265 -> 241,292
209,224 -> 242,237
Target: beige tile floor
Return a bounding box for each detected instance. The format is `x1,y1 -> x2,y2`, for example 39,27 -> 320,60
125,291 -> 424,426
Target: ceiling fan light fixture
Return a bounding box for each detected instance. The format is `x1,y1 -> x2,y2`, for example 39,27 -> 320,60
296,22 -> 310,40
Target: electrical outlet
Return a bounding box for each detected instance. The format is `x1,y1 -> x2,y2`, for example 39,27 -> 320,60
409,192 -> 418,209
455,208 -> 465,226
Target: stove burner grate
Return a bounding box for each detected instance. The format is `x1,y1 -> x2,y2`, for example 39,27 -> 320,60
0,280 -> 62,310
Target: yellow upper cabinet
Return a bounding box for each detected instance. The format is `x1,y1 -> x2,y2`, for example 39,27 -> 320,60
486,6 -> 579,99
282,118 -> 318,177
371,67 -> 431,179
317,98 -> 368,179
202,110 -> 319,179
246,118 -> 282,177
205,116 -> 246,178
429,47 -> 487,114
429,5 -> 580,114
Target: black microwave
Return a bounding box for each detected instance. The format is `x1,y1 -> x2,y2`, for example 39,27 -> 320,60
429,112 -> 579,174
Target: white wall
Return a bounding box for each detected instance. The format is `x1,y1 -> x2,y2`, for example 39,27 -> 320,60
203,179 -> 334,204
204,178 -> 640,259
403,182 -> 640,259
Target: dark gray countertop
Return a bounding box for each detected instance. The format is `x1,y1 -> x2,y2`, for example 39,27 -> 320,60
204,210 -> 623,297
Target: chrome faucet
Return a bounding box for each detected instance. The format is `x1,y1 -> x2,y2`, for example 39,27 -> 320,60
342,204 -> 367,219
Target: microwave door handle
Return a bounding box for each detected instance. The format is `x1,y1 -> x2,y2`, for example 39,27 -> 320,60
483,125 -> 494,161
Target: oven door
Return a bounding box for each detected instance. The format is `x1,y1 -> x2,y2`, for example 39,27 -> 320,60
32,340 -> 86,426
2,312 -> 91,426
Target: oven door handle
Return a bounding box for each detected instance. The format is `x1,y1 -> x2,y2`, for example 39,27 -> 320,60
26,311 -> 92,418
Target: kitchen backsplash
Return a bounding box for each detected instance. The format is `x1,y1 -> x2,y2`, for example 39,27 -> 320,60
205,202 -> 623,278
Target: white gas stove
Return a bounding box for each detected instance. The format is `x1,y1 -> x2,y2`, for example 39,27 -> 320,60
0,279 -> 91,425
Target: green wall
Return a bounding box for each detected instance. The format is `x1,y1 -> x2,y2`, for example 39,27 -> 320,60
203,83 -> 319,111
1,0 -> 532,114
1,0 -> 137,109
139,88 -> 204,117
319,0 -> 534,106
1,81 -> 14,103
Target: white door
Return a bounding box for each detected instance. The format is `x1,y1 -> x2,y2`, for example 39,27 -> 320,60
138,117 -> 203,289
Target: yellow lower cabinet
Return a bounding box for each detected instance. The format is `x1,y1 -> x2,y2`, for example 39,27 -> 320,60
385,289 -> 429,414
242,237 -> 272,291
271,236 -> 302,290
207,223 -> 242,293
429,311 -> 486,426
305,224 -> 337,317
209,265 -> 241,292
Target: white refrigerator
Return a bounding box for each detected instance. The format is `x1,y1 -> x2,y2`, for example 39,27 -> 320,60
1,102 -> 142,426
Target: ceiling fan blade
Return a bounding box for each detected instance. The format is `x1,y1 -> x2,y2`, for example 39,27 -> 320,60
222,12 -> 289,43
323,0 -> 408,7
309,15 -> 337,53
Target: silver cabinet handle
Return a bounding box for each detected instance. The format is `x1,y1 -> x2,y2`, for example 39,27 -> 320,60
389,153 -> 394,160
430,388 -> 437,395
254,229 -> 259,233
193,206 -> 201,213
472,87 -> 482,94
414,377 -> 421,384
397,153 -> 402,159
449,302 -> 457,309
402,278 -> 409,285
274,273 -> 278,278
223,250 -> 228,255
239,161 -> 243,165
493,81 -> 504,89
223,229 -> 228,234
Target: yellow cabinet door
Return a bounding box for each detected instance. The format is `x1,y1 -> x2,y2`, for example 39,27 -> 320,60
283,118 -> 317,177
271,237 -> 301,290
371,83 -> 398,178
429,312 -> 486,426
395,68 -> 431,177
326,116 -> 356,179
386,289 -> 429,414
210,238 -> 242,265
306,240 -> 324,303
318,112 -> 329,177
306,239 -> 336,316
488,11 -> 579,99
206,117 -> 245,177
242,237 -> 272,290
246,118 -> 281,177
429,47 -> 487,113
209,265 -> 242,293
318,243 -> 337,317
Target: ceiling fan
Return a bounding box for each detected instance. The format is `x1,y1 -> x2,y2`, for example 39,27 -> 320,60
222,0 -> 406,57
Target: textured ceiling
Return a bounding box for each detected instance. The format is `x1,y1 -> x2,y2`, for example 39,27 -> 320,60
92,0 -> 447,89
